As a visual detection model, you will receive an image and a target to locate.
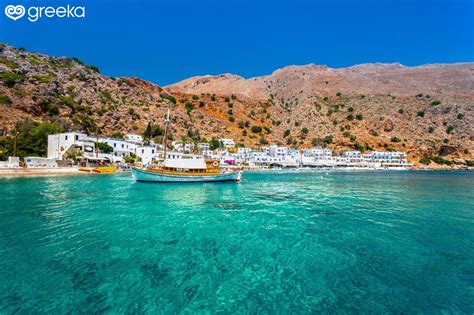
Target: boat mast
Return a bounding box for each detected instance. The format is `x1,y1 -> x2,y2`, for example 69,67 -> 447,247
162,109 -> 170,161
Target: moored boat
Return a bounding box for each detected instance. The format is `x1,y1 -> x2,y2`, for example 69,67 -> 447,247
131,159 -> 241,183
131,109 -> 242,183
78,157 -> 117,174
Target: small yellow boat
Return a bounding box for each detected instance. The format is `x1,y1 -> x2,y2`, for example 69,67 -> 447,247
78,157 -> 117,174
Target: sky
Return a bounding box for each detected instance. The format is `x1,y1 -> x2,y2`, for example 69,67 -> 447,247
1,0 -> 473,86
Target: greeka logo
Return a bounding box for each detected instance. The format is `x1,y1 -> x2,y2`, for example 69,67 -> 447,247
4,4 -> 85,22
5,4 -> 25,20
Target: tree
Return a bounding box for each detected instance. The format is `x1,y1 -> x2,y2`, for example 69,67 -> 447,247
98,142 -> 113,154
390,137 -> 401,143
175,136 -> 189,152
185,102 -> 194,112
419,156 -> 431,165
209,138 -> 221,150
143,122 -> 153,142
13,119 -> 64,158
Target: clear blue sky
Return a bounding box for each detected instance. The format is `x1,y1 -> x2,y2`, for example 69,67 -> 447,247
1,0 -> 473,85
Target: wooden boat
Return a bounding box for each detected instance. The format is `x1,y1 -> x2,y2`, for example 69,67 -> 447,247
131,159 -> 241,183
131,109 -> 241,183
78,157 -> 117,174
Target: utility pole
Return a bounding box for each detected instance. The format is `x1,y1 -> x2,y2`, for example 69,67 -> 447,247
12,128 -> 18,157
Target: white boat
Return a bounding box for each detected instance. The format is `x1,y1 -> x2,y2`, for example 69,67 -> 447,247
131,109 -> 242,183
131,166 -> 242,183
131,159 -> 242,183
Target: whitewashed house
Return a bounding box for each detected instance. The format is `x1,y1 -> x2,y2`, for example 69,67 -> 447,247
219,138 -> 235,148
48,132 -> 96,160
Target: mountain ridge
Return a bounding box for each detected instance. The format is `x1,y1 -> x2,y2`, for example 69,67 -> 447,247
0,43 -> 473,167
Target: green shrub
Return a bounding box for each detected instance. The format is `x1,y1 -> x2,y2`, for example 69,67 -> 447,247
398,109 -> 404,114
231,94 -> 237,100
229,116 -> 235,122
369,130 -> 378,137
390,137 -> 401,143
416,111 -> 425,117
227,109 -> 233,115
419,156 -> 431,165
71,57 -> 85,65
283,129 -> 290,138
431,156 -> 452,165
185,102 -> 194,112
0,94 -> 12,105
416,93 -> 423,98
163,94 -> 176,104
323,96 -> 329,101
446,126 -> 454,134
431,100 -> 441,106
457,113 -> 464,120
13,90 -> 31,96
336,92 -> 341,97
224,97 -> 230,102
466,160 -> 474,167
1,72 -> 25,87
428,126 -> 434,133
192,95 -> 199,100
355,114 -> 363,120
0,57 -> 17,69
301,127 -> 309,134
32,74 -> 53,83
47,104 -> 60,116
323,135 -> 333,144
86,65 -> 100,73
227,102 -> 233,108
211,95 -> 216,101
348,107 -> 354,112
251,126 -> 262,133
199,101 -> 205,107
346,114 -> 354,121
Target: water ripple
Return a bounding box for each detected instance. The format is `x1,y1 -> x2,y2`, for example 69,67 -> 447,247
0,171 -> 473,313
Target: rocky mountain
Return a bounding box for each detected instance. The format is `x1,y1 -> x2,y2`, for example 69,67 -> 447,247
0,43 -> 473,167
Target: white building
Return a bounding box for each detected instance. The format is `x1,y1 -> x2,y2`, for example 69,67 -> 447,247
100,138 -> 137,163
135,145 -> 158,165
125,134 -> 143,144
301,147 -> 333,167
0,156 -> 19,168
48,132 -> 96,160
219,138 -> 235,148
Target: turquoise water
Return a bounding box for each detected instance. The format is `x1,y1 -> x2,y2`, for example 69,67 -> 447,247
0,171 -> 473,313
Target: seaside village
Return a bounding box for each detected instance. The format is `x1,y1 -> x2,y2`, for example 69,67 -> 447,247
1,131 -> 413,170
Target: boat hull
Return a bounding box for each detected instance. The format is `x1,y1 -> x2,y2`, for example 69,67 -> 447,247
131,167 -> 242,183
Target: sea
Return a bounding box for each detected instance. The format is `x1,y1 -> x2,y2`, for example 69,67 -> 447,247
0,170 -> 473,313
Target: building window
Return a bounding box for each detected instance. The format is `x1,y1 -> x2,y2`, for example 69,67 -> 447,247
65,136 -> 68,140
75,135 -> 79,140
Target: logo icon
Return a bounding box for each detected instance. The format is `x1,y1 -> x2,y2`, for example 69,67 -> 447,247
5,5 -> 25,20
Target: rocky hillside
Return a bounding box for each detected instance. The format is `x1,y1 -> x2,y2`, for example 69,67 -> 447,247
0,43 -> 473,167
